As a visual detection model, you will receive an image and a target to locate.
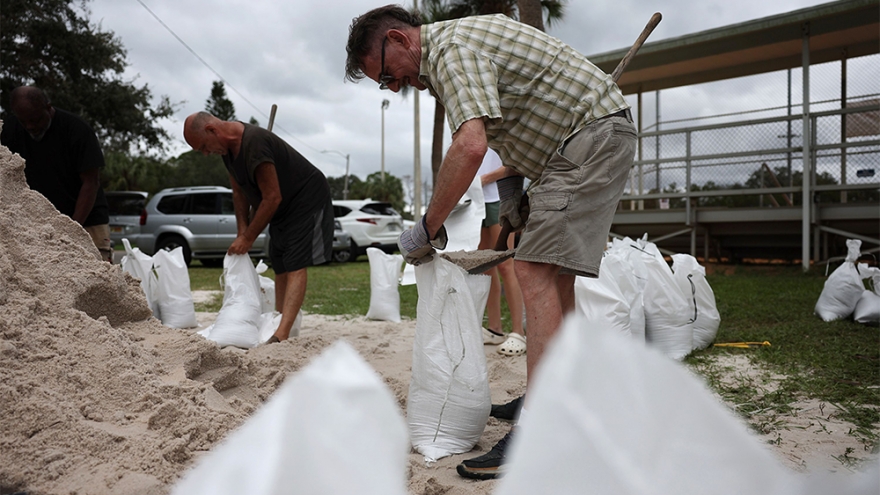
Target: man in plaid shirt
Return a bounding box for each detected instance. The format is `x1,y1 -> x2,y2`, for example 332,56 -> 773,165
346,4 -> 637,479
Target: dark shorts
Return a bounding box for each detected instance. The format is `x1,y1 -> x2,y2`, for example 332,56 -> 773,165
269,200 -> 334,273
482,201 -> 500,228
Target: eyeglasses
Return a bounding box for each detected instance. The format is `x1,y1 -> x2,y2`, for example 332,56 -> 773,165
378,37 -> 394,90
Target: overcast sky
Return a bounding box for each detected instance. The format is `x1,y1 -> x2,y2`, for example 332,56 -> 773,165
87,0 -> 836,184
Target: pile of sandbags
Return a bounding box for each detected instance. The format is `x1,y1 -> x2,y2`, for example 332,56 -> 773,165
574,235 -> 721,360
815,239 -> 878,324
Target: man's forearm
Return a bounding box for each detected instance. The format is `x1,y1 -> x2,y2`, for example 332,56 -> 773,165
72,171 -> 100,224
424,119 -> 488,236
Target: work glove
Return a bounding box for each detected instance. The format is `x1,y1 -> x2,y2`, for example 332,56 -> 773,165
398,216 -> 448,265
497,176 -> 529,232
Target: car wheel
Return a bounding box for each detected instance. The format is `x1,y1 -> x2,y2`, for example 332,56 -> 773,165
332,248 -> 352,263
156,235 -> 192,266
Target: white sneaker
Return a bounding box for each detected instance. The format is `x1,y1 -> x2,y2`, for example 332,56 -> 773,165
483,328 -> 506,345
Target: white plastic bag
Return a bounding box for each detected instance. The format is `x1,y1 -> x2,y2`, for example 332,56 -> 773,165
255,259 -> 276,314
366,247 -> 404,322
171,341 -> 409,495
573,250 -> 645,342
631,237 -> 693,360
257,310 -> 303,341
152,247 -> 198,329
408,258 -> 492,461
815,239 -> 867,321
199,254 -> 262,348
672,254 -> 721,350
496,314 -> 800,495
120,238 -> 160,317
853,267 -> 880,325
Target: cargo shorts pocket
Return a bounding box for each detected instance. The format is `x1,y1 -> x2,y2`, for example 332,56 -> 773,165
529,192 -> 570,212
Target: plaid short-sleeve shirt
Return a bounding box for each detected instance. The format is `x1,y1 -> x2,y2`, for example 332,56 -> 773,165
419,15 -> 628,180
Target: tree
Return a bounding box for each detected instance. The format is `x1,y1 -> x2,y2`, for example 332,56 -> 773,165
420,1 -> 567,182
1,0 -> 176,153
349,172 -> 406,215
206,80 -> 236,121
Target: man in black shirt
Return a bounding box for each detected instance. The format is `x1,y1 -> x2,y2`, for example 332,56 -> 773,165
183,111 -> 334,343
1,86 -> 111,262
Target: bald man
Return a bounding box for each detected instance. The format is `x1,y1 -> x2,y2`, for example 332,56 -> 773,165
1,86 -> 111,262
183,112 -> 334,343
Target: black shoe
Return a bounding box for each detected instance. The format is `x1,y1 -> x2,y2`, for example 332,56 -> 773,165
490,394 -> 524,423
456,429 -> 514,480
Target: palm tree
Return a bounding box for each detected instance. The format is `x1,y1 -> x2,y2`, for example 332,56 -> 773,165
420,0 -> 567,183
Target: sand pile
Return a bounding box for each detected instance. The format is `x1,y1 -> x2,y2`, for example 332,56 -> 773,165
0,141 -> 303,495
0,138 -> 524,495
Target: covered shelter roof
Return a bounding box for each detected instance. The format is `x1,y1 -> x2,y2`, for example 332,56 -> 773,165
589,0 -> 880,95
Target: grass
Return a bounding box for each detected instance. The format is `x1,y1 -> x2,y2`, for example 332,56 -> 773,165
685,265 -> 879,454
187,260 -> 879,451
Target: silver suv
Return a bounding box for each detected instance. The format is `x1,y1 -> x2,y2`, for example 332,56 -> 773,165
137,186 -> 270,267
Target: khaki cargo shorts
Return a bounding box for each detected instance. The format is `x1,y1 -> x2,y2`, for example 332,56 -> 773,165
515,114 -> 637,278
84,223 -> 112,262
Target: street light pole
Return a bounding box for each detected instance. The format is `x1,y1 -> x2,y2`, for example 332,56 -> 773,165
381,99 -> 389,183
321,149 -> 350,200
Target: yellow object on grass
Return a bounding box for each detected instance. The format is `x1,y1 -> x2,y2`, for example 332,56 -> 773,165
713,341 -> 771,349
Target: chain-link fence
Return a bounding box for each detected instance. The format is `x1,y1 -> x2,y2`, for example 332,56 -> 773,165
622,54 -> 880,211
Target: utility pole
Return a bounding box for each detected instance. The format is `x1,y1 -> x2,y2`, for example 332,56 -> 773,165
381,99 -> 389,182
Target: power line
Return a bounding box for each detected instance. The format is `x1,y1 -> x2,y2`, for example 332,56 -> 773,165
133,0 -> 321,154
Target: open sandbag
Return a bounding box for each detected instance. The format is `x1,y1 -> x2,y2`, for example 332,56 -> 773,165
574,250 -> 645,342
152,247 -> 197,329
170,340 -> 409,495
199,254 -> 262,348
255,259 -> 276,314
408,257 -> 492,461
121,238 -> 161,317
627,236 -> 692,360
671,254 -> 721,350
366,247 -> 404,322
815,239 -> 869,321
852,267 -> 880,325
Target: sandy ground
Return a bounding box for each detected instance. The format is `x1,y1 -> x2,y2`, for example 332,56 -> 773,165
1,141 -> 875,495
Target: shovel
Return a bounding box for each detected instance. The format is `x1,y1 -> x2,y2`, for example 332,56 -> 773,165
442,12 -> 662,275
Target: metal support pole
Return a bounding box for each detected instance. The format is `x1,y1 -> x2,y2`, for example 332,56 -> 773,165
801,23 -> 812,271
381,99 -> 389,183
840,49 -> 848,203
637,90 -> 643,211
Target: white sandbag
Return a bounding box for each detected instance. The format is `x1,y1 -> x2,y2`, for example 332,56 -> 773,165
815,239 -> 867,321
608,237 -> 648,341
853,267 -> 880,325
439,175 -> 485,253
120,238 -> 161,317
496,314 -> 801,495
629,237 -> 693,360
199,254 -> 262,348
170,340 -> 409,495
366,247 -> 404,322
255,259 -> 276,314
573,250 -> 645,342
257,309 -> 303,341
672,254 -> 721,350
408,258 -> 492,461
152,247 -> 198,329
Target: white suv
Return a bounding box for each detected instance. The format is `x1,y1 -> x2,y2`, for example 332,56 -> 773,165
333,199 -> 403,260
